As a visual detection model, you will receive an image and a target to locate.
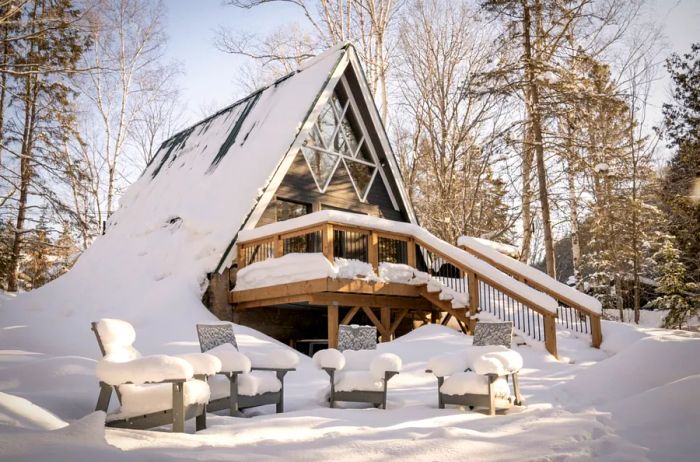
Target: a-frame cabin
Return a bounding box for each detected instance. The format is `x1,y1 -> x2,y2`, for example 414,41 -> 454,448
134,43 -> 603,357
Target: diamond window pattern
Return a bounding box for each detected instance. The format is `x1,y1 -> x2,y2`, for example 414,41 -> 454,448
301,94 -> 377,201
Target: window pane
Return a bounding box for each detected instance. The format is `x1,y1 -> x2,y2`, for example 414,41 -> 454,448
340,117 -> 360,156
302,146 -> 339,189
344,159 -> 375,199
355,144 -> 373,163
317,102 -> 338,147
276,199 -> 310,222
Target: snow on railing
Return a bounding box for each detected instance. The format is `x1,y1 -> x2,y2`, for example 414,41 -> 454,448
235,211 -> 604,357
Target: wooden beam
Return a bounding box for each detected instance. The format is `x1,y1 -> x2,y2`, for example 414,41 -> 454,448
341,306 -> 361,325
389,309 -> 409,336
309,292 -> 431,310
380,307 -> 391,342
328,279 -> 419,297
230,278 -> 329,303
234,294 -> 311,310
328,305 -> 339,349
361,306 -> 388,337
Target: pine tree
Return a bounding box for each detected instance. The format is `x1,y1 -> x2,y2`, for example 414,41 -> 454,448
650,237 -> 699,329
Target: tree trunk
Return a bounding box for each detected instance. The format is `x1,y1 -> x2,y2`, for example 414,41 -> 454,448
566,158 -> 582,291
522,0 -> 556,278
7,74 -> 37,292
520,123 -> 534,263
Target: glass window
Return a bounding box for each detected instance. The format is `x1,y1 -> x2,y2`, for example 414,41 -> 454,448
301,92 -> 378,201
276,198 -> 311,222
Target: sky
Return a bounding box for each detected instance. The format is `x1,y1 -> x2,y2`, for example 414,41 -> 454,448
164,0 -> 700,129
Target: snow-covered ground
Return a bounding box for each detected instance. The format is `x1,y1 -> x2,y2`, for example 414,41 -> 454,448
1,292 -> 699,461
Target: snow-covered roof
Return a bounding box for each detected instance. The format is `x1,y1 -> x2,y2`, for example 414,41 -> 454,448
1,45 -> 354,356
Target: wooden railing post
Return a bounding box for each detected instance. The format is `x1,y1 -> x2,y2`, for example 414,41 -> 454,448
368,231 -> 378,271
322,224 -> 334,262
273,236 -> 283,258
590,314 -> 602,348
543,314 -> 558,358
467,272 -> 479,333
237,244 -> 246,269
407,238 -> 416,267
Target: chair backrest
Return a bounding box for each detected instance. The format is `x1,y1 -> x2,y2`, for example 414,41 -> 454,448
92,319 -> 141,361
472,321 -> 513,348
337,324 -> 377,352
196,323 -> 238,352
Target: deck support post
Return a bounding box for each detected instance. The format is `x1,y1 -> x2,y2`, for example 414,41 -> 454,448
380,306 -> 391,342
328,304 -> 339,349
322,224 -> 334,262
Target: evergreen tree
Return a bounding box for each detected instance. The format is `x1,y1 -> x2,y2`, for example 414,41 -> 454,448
650,237 -> 699,329
659,43 -> 700,285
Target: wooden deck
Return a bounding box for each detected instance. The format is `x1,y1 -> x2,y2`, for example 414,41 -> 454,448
230,214 -> 604,357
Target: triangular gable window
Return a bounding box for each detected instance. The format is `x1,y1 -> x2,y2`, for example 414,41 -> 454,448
301,93 -> 377,201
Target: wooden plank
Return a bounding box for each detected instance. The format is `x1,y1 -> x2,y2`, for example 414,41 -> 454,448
309,292 -> 432,310
230,278 -> 329,303
341,306 -> 361,325
322,223 -> 334,261
543,314 -> 558,358
381,307 -> 391,342
234,294 -> 311,310
389,309 -> 409,335
368,231 -> 379,271
328,279 -> 419,297
361,306 -> 388,337
328,305 -> 339,349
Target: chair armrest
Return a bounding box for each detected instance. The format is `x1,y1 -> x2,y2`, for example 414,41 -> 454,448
208,349 -> 252,374
251,366 -> 296,372
384,370 -> 399,382
313,349 -> 345,371
370,353 -> 402,380
247,349 -> 300,370
96,355 -> 193,386
426,354 -> 468,378
177,353 -> 222,376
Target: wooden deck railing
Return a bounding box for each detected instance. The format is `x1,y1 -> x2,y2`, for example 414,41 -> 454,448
457,239 -> 603,348
236,219 -> 602,358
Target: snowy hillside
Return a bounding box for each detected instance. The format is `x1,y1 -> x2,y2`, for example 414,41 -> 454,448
1,285 -> 699,461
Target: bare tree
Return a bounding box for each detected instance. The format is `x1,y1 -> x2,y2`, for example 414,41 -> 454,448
218,0 -> 403,121
395,0 -> 512,244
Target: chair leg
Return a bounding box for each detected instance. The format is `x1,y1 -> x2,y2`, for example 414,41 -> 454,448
196,405 -> 207,431
229,373 -> 240,417
172,381 -> 185,432
487,375 -> 496,416
328,369 -> 335,409
276,370 -> 287,413
437,377 -> 445,409
512,372 -> 523,406
95,382 -> 112,412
